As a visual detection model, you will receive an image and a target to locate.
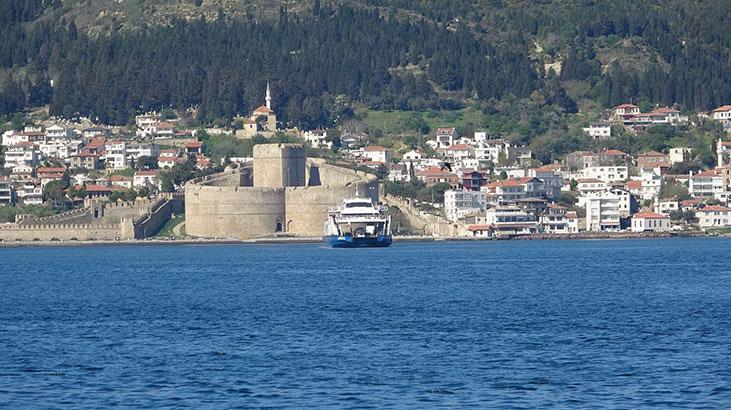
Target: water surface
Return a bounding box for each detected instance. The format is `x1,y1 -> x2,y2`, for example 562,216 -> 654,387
1,238 -> 730,407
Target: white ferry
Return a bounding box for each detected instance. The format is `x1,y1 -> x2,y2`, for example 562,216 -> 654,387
323,198 -> 392,248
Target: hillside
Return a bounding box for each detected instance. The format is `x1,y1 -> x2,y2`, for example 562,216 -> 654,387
1,0 -> 730,131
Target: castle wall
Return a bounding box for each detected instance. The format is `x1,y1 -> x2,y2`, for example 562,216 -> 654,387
0,223 -> 125,241
185,183 -> 285,239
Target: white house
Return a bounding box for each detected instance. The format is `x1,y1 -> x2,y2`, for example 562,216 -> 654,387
689,168 -> 729,200
712,105 -> 731,133
585,190 -> 622,231
528,166 -> 562,199
655,199 -> 679,215
402,149 -> 424,161
0,176 -> 15,205
3,143 -> 40,169
362,146 -> 393,163
444,189 -> 487,221
45,124 -> 74,140
440,144 -> 473,162
631,212 -> 671,232
133,170 -> 160,189
579,166 -> 628,183
582,123 -> 612,139
303,129 -> 330,149
105,141 -> 128,170
435,128 -> 457,148
136,113 -> 160,138
669,147 -> 692,165
696,205 -> 731,228
541,204 -> 579,234
485,206 -> 540,236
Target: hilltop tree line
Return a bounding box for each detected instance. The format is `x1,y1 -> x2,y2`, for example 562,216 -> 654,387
1,0 -> 730,127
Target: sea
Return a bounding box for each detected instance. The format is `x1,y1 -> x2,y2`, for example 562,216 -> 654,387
1,238 -> 730,408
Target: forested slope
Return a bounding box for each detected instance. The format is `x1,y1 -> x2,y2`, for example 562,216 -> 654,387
1,0 -> 730,127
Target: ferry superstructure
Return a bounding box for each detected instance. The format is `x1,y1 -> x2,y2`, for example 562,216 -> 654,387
323,198 -> 392,248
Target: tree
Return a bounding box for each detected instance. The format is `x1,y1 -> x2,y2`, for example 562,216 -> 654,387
10,112 -> 25,131
160,107 -> 177,120
43,180 -> 66,206
136,156 -> 159,170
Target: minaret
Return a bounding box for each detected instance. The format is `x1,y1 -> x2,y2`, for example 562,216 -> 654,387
265,82 -> 272,110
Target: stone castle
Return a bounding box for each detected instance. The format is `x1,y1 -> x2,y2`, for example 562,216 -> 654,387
184,143 -> 379,238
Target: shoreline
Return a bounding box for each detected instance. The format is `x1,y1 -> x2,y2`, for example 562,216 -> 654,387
0,231 -> 720,248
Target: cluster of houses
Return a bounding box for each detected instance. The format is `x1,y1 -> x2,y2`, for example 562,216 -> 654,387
337,122 -> 731,237
583,104 -> 731,140
0,122 -> 211,206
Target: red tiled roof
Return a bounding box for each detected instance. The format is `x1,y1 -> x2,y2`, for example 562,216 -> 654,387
680,199 -> 701,206
185,141 -> 204,148
699,205 -> 731,212
516,177 -> 539,184
253,105 -> 274,114
109,175 -> 132,181
447,143 -> 472,151
626,180 -> 642,190
712,105 -> 731,112
467,224 -> 490,231
487,179 -> 521,187
436,127 -> 456,135
135,170 -> 159,176
693,169 -> 723,178
615,103 -> 639,109
633,212 -> 667,219
37,167 -> 66,174
651,107 -> 679,114
604,149 -> 626,155
416,166 -> 455,177
79,184 -> 112,192
85,137 -> 106,147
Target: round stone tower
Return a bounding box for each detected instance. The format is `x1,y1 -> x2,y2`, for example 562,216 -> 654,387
253,144 -> 306,188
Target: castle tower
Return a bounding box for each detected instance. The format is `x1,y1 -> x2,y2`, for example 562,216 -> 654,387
265,82 -> 272,110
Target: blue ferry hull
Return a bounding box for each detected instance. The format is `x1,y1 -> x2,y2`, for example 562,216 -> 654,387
323,235 -> 392,248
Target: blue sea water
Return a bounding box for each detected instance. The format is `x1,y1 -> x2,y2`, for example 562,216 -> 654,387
1,238 -> 730,408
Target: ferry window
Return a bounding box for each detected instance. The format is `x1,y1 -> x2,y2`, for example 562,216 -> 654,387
346,202 -> 371,208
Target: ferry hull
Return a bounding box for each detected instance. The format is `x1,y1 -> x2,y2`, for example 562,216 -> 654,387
323,235 -> 392,248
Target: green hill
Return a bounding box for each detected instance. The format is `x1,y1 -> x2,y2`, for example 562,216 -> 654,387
1,0 -> 730,130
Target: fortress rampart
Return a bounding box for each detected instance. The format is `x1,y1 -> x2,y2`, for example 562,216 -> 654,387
185,144 -> 379,238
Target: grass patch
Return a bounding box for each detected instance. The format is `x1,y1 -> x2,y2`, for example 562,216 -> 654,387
706,227 -> 731,235
154,215 -> 185,238
361,107 -> 485,135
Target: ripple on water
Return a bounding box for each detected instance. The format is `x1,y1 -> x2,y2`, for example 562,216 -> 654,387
1,239 -> 731,407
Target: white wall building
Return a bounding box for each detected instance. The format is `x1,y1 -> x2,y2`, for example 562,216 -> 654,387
579,166 -> 628,183
669,147 -> 692,165
444,189 -> 487,222
696,205 -> 731,228
631,212 -> 671,232
582,123 -> 612,139
585,190 -> 622,231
